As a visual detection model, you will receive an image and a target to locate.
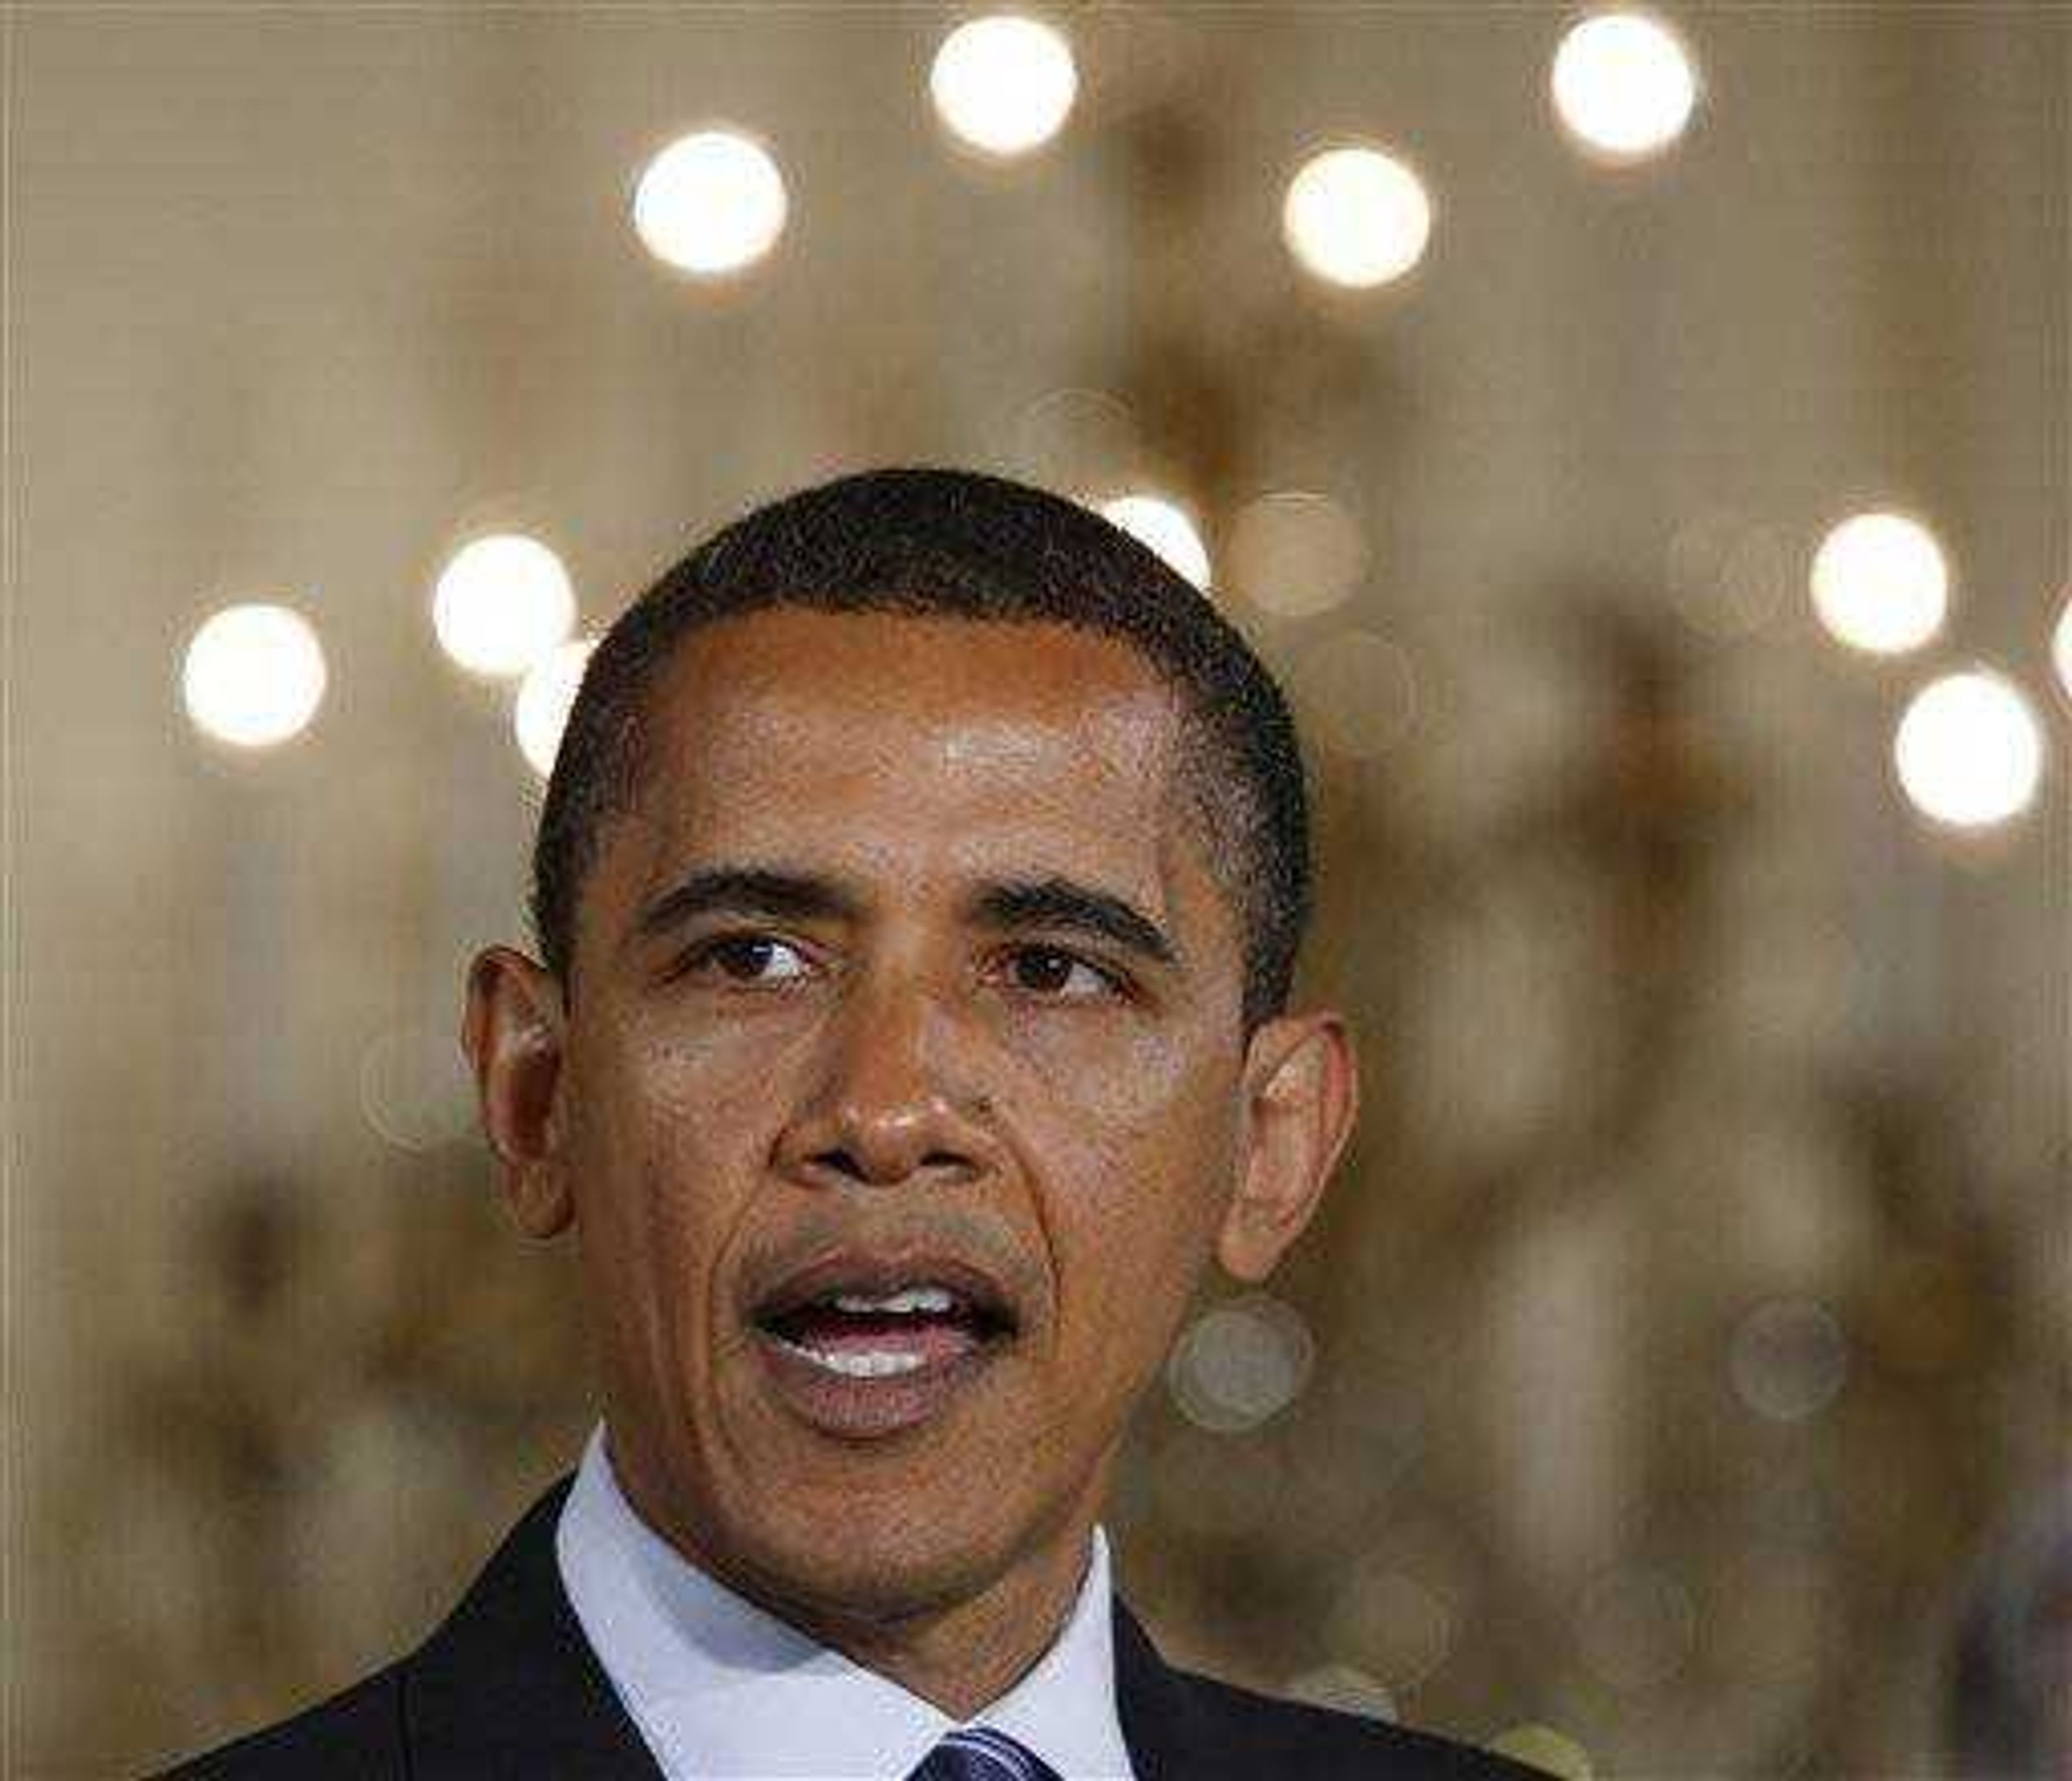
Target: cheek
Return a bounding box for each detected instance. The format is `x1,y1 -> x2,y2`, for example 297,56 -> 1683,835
1008,999 -> 1207,1114
572,1008 -> 774,1178
564,1024 -> 764,1347
1028,1035 -> 1237,1372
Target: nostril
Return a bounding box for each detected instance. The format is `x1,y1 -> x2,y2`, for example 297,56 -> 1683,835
802,1147 -> 976,1186
813,1148 -> 870,1182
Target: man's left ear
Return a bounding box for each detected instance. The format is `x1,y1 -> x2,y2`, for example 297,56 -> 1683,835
1216,1009 -> 1360,1283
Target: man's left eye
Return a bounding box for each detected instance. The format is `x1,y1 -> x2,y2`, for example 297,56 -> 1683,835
999,946 -> 1124,1001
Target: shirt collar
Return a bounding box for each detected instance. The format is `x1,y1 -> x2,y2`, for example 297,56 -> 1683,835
555,1422 -> 1136,1779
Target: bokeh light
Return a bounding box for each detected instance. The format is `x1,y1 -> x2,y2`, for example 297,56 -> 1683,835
358,1026 -> 477,1152
1490,1725 -> 1595,1780
181,602 -> 327,748
1294,628 -> 1419,758
1284,1663 -> 1399,1724
631,128 -> 789,276
2051,592 -> 2072,703
1283,144 -> 1433,289
432,534 -> 576,679
1227,490 -> 1369,618
1892,668 -> 2046,830
1008,388 -> 1141,497
1728,1297 -> 1849,1423
1667,512 -> 1789,638
514,637 -> 597,779
1324,1560 -> 1458,1689
1167,1290 -> 1314,1432
1100,492 -> 1211,589
1550,9 -> 1699,163
1809,511 -> 1950,655
929,13 -> 1078,158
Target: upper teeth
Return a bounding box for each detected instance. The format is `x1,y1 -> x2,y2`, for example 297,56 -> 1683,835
827,1284 -> 959,1315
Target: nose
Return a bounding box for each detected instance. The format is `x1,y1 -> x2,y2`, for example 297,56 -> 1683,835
772,967 -> 994,1191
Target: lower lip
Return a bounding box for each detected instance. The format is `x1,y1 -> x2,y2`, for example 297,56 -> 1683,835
750,1328 -> 1010,1439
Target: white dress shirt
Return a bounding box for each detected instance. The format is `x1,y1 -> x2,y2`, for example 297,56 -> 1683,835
556,1423 -> 1139,1780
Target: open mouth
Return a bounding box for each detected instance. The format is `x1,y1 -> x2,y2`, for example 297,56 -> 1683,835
748,1274 -> 1020,1438
756,1283 -> 1015,1376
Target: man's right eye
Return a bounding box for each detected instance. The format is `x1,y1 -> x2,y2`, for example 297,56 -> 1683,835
678,933 -> 815,984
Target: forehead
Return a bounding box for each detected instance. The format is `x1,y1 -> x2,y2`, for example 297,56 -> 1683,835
620,607 -> 1198,882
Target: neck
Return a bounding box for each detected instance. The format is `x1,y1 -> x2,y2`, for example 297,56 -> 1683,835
762,1508 -> 1099,1717
611,1440 -> 1113,1721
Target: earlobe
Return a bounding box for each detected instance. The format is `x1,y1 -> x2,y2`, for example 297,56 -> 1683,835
460,944 -> 576,1239
1215,1011 -> 1360,1284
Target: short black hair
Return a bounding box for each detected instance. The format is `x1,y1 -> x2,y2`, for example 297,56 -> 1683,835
530,466 -> 1312,1038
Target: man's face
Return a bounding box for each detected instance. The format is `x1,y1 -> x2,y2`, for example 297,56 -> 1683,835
469,607 -> 1349,1629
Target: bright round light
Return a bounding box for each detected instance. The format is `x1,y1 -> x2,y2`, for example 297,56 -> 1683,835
181,602 -> 327,747
515,637 -> 597,779
1282,145 -> 1432,289
631,128 -> 788,276
1550,10 -> 1699,162
930,13 -> 1078,158
1893,668 -> 2046,830
1810,512 -> 1950,655
433,534 -> 577,679
1101,492 -> 1211,589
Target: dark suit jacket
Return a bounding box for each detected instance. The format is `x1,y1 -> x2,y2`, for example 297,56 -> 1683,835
159,1476 -> 1544,1779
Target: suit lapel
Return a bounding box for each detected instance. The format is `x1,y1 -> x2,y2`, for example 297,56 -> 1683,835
401,1476 -> 660,1778
1112,1592 -> 1236,1781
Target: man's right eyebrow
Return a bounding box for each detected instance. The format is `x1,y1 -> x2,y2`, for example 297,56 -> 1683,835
630,866 -> 864,947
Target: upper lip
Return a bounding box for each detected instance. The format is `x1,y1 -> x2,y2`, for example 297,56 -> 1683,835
748,1246 -> 1023,1334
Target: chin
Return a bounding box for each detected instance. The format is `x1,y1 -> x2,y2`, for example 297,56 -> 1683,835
741,1488 -> 1026,1622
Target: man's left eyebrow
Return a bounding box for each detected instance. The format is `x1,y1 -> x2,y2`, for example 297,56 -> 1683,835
964,876 -> 1180,969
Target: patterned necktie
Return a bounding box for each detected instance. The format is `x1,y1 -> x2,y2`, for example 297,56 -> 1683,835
904,1724 -> 1065,1781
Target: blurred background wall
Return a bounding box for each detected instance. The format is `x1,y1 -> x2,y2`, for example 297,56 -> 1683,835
8,5 -> 2068,1776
